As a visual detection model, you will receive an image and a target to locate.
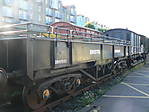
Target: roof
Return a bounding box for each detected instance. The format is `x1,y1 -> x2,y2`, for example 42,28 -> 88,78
105,28 -> 141,36
63,5 -> 75,8
51,21 -> 102,33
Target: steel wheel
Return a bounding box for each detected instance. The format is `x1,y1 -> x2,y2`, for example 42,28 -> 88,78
22,86 -> 47,110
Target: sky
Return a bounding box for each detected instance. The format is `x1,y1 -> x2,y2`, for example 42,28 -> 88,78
62,0 -> 149,37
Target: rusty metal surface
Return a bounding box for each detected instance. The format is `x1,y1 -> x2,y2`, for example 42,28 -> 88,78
0,39 -> 27,73
103,45 -> 113,59
33,39 -> 51,70
72,42 -> 101,64
55,41 -> 69,67
33,73 -> 114,112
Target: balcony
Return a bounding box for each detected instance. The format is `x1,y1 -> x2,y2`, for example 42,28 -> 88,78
46,8 -> 53,17
70,8 -> 76,16
45,16 -> 53,25
70,16 -> 76,23
55,13 -> 62,19
18,10 -> 29,21
2,6 -> 14,18
36,0 -> 42,3
19,0 -> 29,10
70,11 -> 76,16
1,17 -> 16,23
3,0 -> 14,6
51,0 -> 59,10
19,16 -> 29,21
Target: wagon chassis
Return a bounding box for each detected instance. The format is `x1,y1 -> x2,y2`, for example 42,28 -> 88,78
33,60 -> 143,112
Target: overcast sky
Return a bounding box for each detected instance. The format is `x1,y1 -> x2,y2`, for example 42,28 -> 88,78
62,0 -> 149,37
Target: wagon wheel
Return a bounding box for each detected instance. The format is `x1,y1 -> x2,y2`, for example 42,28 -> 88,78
112,69 -> 117,75
22,86 -> 48,110
112,64 -> 119,75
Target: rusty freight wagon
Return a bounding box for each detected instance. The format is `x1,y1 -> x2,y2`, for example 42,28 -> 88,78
0,22 -> 146,111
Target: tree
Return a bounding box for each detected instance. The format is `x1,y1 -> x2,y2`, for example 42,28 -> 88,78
85,23 -> 95,29
97,28 -> 107,32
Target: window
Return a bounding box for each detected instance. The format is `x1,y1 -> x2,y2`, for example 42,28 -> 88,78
36,0 -> 42,3
3,7 -> 13,17
51,0 -> 59,9
30,13 -> 33,20
19,0 -> 29,10
55,11 -> 61,18
46,8 -> 53,16
45,0 -> 48,5
4,18 -> 14,23
46,0 -> 52,6
70,7 -> 76,15
58,2 -> 61,9
45,16 -> 52,24
55,19 -> 60,22
0,17 -> 4,22
66,15 -> 70,21
19,10 -> 29,20
38,15 -> 42,22
4,0 -> 14,5
0,17 -> 15,23
70,16 -> 75,22
38,6 -> 42,12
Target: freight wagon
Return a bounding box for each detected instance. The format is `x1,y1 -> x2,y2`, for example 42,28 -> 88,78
104,28 -> 149,54
0,22 -> 147,111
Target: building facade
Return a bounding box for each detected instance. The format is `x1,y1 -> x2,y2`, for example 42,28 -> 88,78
0,0 -> 77,25
76,15 -> 89,27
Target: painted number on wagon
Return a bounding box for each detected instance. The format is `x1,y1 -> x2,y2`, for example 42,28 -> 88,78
90,50 -> 100,55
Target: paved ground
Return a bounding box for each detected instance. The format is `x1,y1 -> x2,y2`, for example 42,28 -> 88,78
80,63 -> 149,112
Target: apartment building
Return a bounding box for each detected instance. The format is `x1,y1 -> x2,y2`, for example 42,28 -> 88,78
0,0 -> 77,25
76,15 -> 89,27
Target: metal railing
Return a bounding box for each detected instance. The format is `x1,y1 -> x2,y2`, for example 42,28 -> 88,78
0,23 -> 131,46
